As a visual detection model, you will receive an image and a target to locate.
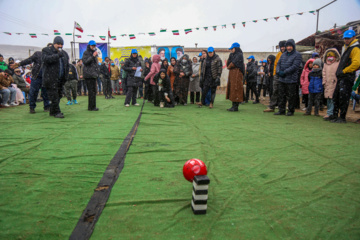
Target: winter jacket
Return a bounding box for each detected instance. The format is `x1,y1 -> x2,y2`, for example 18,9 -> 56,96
276,39 -> 302,84
245,59 -> 257,83
323,48 -> 340,98
0,74 -> 14,90
300,59 -> 314,95
19,51 -> 42,79
144,55 -> 161,85
154,71 -> 172,95
200,53 -> 222,87
12,74 -> 28,89
82,45 -> 99,79
167,64 -> 176,90
308,70 -> 323,93
76,64 -> 84,80
337,39 -> 360,81
100,62 -> 111,79
68,64 -> 79,81
257,64 -> 268,85
0,61 -> 7,72
139,57 -> 146,79
41,45 -> 69,88
110,65 -> 120,80
189,62 -> 201,92
273,51 -> 283,76
173,54 -> 193,86
123,55 -> 142,87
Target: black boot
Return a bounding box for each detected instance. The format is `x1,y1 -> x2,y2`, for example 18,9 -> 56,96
227,102 -> 235,111
233,102 -> 239,111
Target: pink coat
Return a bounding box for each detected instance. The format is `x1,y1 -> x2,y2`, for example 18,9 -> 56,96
145,55 -> 161,85
322,48 -> 340,99
300,59 -> 315,95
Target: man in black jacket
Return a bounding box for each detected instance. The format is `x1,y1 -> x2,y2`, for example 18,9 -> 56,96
20,44 -> 51,114
100,57 -> 113,99
123,49 -> 141,106
245,55 -> 259,104
42,37 -> 69,118
82,40 -> 100,111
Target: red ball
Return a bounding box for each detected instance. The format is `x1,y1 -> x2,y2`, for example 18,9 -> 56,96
183,159 -> 207,182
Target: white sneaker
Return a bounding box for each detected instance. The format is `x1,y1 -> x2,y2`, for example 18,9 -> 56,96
10,102 -> 18,106
1,103 -> 10,107
302,108 -> 307,111
160,102 -> 164,108
125,104 -> 130,107
133,103 -> 139,106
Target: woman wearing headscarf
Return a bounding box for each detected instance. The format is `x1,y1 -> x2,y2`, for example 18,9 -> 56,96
167,57 -> 177,91
189,56 -> 201,104
173,54 -> 192,105
153,69 -> 175,108
226,43 -> 244,111
199,47 -> 223,109
161,58 -> 169,71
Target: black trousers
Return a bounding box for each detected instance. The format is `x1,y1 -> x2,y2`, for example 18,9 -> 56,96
190,92 -> 200,103
85,78 -> 97,110
77,80 -> 87,95
333,79 -> 353,119
269,76 -> 279,109
302,94 -> 309,108
278,82 -> 297,113
47,83 -> 63,116
246,82 -> 258,101
144,82 -> 153,101
152,85 -> 159,106
125,86 -> 138,105
201,86 -> 216,105
102,78 -> 112,97
306,93 -> 322,115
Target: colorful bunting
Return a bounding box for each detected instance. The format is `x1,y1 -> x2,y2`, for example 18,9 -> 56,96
297,12 -> 304,15
285,15 -> 290,20
111,35 -> 116,40
222,24 -> 226,29
274,17 -> 280,21
54,30 -> 60,35
129,34 -> 136,39
196,28 -> 200,30
99,36 -> 106,40
172,30 -> 179,35
232,23 -> 236,29
75,35 -> 81,38
87,35 -> 94,37
204,27 -> 208,31
74,22 -> 83,33
149,32 -> 156,36
184,29 -> 192,34
213,26 -> 217,31
3,32 -> 12,35
252,20 -> 258,23
309,11 -> 316,15
160,29 -> 167,33
29,33 -> 37,38
263,19 -> 268,22
42,33 -> 49,36
15,33 -> 23,35
65,33 -> 72,36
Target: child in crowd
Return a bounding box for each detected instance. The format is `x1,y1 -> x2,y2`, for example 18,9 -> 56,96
300,58 -> 314,111
322,48 -> 340,121
304,59 -> 323,116
23,69 -> 32,85
153,69 -> 175,108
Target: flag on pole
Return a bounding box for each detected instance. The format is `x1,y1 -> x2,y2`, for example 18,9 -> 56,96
29,33 -> 37,38
87,35 -> 94,37
149,32 -> 156,36
297,12 -> 303,15
309,11 -> 316,15
213,26 -> 217,31
285,15 -> 290,20
111,36 -> 116,40
75,35 -> 81,38
3,32 -> 11,35
99,36 -> 106,40
54,30 -> 60,35
108,29 -> 111,38
252,20 -> 258,23
65,33 -> 72,36
204,27 -> 208,31
160,29 -> 167,33
232,23 -> 236,29
222,24 -> 226,29
274,17 -> 280,21
184,29 -> 192,34
172,30 -> 179,35
242,22 -> 246,27
129,34 -> 136,39
263,18 -> 268,22
74,22 -> 83,33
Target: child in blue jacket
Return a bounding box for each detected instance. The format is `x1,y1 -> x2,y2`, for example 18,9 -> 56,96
304,59 -> 323,116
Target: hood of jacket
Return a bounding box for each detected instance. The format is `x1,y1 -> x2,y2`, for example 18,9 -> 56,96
152,54 -> 161,63
304,58 -> 315,70
267,55 -> 276,63
285,39 -> 296,52
323,48 -> 341,62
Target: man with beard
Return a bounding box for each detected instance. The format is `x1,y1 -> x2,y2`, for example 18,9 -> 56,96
20,44 -> 51,113
244,55 -> 259,104
123,49 -> 142,107
42,36 -> 69,118
100,57 -> 114,99
82,40 -> 100,111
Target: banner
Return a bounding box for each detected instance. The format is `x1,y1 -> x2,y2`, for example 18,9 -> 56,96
79,43 -> 108,62
157,46 -> 184,61
110,46 -> 151,66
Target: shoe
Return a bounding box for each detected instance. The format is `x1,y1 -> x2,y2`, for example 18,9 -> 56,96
125,104 -> 130,107
302,107 -> 307,111
314,113 -> 320,116
253,101 -> 259,104
263,108 -> 274,112
183,103 -> 187,106
54,113 -> 64,118
303,112 -> 311,116
19,102 -> 26,105
10,102 -> 18,106
1,103 -> 10,107
66,100 -> 73,105
89,108 -> 99,111
286,112 -> 294,116
160,102 -> 164,108
324,115 -> 336,121
274,111 -> 285,115
44,108 -> 50,112
133,103 -> 140,106
30,109 -> 35,114
73,99 -> 78,104
209,103 -> 213,109
331,118 -> 346,123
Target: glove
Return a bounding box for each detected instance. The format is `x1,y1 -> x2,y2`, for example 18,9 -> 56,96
58,51 -> 64,58
215,77 -> 221,86
279,71 -> 285,77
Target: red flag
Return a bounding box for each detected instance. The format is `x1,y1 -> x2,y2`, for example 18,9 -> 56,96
108,29 -> 111,38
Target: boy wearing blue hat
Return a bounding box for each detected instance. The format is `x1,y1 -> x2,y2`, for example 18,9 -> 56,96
244,55 -> 259,103
331,29 -> 360,123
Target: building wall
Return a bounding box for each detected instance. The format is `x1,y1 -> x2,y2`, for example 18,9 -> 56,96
184,48 -> 276,87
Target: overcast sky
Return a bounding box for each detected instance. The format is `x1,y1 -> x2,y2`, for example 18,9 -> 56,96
0,0 -> 359,52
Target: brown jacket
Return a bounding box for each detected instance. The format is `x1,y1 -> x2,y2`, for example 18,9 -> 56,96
110,65 -> 120,80
226,62 -> 244,102
0,74 -> 13,90
167,65 -> 176,90
76,64 -> 84,80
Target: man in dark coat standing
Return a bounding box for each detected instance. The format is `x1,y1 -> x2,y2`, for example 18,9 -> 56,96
244,55 -> 259,104
100,57 -> 113,99
19,44 -> 51,114
275,39 -> 302,116
82,40 -> 100,111
42,37 -> 69,118
123,49 -> 141,106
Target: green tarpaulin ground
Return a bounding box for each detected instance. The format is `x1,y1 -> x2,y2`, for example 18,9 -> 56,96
1,95 -> 360,239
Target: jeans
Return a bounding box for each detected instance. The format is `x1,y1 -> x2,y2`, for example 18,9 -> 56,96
327,98 -> 334,116
97,77 -> 102,93
0,87 -> 16,104
111,80 -> 120,93
29,77 -> 50,110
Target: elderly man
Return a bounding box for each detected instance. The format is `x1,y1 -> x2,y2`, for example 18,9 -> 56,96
275,39 -> 302,116
42,36 -> 69,118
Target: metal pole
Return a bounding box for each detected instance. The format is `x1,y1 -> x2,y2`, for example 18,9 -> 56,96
108,27 -> 110,59
73,23 -> 76,61
315,0 -> 337,34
